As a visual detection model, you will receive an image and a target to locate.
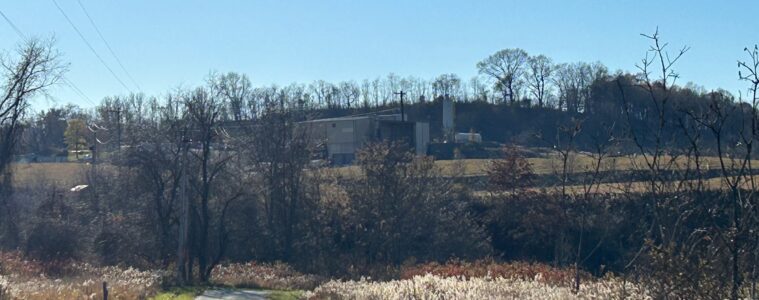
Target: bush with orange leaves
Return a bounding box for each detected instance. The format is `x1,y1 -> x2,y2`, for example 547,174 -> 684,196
0,252 -> 46,278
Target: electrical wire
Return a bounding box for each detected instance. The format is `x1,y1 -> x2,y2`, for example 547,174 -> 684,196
0,9 -> 24,38
0,7 -> 97,107
51,0 -> 134,94
76,0 -> 142,92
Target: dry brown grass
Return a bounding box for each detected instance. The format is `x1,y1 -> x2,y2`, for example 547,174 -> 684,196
210,262 -> 324,290
306,273 -> 649,300
10,163 -> 86,187
400,260 -> 591,286
475,175 -> 759,198
328,154 -> 742,178
11,154 -> 745,187
526,154 -> 747,176
0,252 -> 165,300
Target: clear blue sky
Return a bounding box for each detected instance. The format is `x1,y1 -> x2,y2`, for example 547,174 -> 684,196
1,1 -> 756,110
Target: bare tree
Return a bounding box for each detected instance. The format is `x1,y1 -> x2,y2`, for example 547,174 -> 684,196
309,80 -> 338,109
616,29 -> 720,298
431,73 -> 461,100
692,92 -> 750,300
625,28 -> 688,213
360,79 -> 371,108
691,44 -> 759,299
338,81 -> 360,109
553,63 -> 577,112
384,73 -> 400,106
126,95 -> 190,267
249,92 -> 312,261
371,77 -> 382,107
186,88 -> 239,282
171,88 -> 241,284
209,72 -> 253,121
469,76 -> 489,103
0,38 -> 65,247
739,44 -> 759,300
1,38 -> 65,174
526,55 -> 554,107
582,62 -> 608,113
739,46 -> 759,135
554,62 -> 607,113
412,77 -> 430,103
347,141 -> 490,268
477,48 -> 529,104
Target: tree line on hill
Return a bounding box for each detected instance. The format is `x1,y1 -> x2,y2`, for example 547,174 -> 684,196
15,45 -> 748,157
2,32 -> 759,299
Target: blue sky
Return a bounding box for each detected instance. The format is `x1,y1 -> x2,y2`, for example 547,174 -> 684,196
0,1 -> 756,109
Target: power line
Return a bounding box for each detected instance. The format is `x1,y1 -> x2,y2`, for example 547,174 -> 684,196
51,0 -> 134,94
0,7 -> 96,107
63,77 -> 95,105
76,0 -> 142,92
0,9 -> 24,38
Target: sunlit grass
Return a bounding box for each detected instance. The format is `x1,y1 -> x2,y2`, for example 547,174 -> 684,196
306,274 -> 649,300
150,287 -> 202,300
268,290 -> 304,300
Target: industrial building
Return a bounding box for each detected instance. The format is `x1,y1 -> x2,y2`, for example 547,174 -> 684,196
301,113 -> 429,165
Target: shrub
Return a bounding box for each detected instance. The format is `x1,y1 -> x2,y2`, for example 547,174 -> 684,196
341,142 -> 491,267
24,221 -> 78,261
94,229 -> 131,266
0,251 -> 45,278
487,145 -> 534,192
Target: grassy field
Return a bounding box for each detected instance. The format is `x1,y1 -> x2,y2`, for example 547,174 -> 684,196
474,175 -> 759,198
151,287 -> 202,300
10,154 -> 753,190
330,154 -> 744,177
11,162 -> 87,187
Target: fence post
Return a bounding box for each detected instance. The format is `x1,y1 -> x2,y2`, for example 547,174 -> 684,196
102,281 -> 108,300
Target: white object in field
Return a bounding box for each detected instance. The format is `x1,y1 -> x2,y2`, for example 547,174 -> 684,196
70,185 -> 89,192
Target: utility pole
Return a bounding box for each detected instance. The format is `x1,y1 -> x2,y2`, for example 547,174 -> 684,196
88,123 -> 107,227
89,126 -> 97,167
394,90 -> 406,121
176,137 -> 191,285
87,123 -> 109,165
